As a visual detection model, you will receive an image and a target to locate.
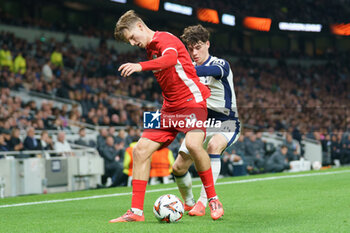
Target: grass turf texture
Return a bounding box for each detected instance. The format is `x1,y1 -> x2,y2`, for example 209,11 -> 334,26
1,167 -> 350,233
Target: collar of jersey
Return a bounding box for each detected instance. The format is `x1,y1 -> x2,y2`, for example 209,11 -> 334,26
201,55 -> 212,66
146,31 -> 159,49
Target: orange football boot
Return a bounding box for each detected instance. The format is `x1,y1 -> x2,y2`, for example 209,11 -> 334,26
109,209 -> 145,223
184,203 -> 195,211
188,201 -> 206,216
209,199 -> 224,220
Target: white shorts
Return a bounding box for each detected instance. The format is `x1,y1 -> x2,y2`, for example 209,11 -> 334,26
179,119 -> 241,155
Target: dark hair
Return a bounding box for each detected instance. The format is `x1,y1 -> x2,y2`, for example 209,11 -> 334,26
181,24 -> 210,46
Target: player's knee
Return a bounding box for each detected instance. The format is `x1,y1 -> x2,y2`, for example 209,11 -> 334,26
207,140 -> 225,154
172,163 -> 186,176
172,163 -> 181,175
185,140 -> 201,154
132,145 -> 147,163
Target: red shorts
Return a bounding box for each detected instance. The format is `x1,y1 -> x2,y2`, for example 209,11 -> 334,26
142,101 -> 207,148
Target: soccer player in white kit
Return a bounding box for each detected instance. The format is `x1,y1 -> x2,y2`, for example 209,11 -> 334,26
173,25 -> 241,216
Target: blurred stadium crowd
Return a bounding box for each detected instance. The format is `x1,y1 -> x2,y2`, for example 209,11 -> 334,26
175,0 -> 350,23
2,0 -> 350,35
1,6 -> 348,60
1,12 -> 350,183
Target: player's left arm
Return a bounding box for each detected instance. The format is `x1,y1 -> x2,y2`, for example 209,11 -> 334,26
139,49 -> 178,71
195,59 -> 230,79
118,62 -> 142,77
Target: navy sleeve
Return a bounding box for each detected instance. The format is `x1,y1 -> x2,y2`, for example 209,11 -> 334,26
195,58 -> 230,79
195,65 -> 222,78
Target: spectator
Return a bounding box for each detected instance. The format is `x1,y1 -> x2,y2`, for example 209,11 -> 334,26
50,47 -> 63,68
115,129 -> 126,145
39,130 -> 54,158
110,114 -> 121,126
265,145 -> 291,173
221,150 -> 243,177
74,127 -> 96,147
97,128 -> 108,151
42,59 -> 53,83
108,127 -> 117,141
0,44 -> 13,71
8,128 -> 23,151
230,134 -> 246,159
321,134 -> 332,166
100,136 -> 124,187
13,52 -> 26,75
23,127 -> 40,150
331,134 -> 342,165
54,131 -> 73,156
342,134 -> 350,165
125,127 -> 135,146
2,130 -> 11,149
284,133 -> 300,161
0,134 -> 9,152
255,132 -> 266,157
221,134 -> 246,176
244,133 -> 265,173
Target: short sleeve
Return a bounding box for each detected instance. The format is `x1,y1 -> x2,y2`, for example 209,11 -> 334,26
155,32 -> 179,57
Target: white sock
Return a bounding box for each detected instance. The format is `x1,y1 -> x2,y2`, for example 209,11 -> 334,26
174,172 -> 195,206
131,208 -> 143,216
198,156 -> 221,207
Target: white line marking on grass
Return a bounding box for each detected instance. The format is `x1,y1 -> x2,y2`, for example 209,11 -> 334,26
1,170 -> 349,209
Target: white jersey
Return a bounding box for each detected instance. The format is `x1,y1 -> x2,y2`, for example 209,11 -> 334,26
179,56 -> 241,155
196,55 -> 238,120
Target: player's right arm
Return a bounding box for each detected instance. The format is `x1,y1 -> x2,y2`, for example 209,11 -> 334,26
118,50 -> 178,77
119,33 -> 179,77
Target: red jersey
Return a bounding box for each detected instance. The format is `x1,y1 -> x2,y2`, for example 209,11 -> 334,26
140,31 -> 210,110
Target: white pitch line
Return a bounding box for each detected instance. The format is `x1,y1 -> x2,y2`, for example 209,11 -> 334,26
0,170 -> 349,209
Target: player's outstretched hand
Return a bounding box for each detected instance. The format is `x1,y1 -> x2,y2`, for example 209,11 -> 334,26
118,63 -> 142,77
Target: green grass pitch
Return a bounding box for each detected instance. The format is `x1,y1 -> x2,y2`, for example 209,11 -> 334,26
1,167 -> 350,233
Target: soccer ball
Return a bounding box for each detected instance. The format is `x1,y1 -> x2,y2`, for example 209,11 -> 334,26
312,161 -> 322,170
153,194 -> 184,223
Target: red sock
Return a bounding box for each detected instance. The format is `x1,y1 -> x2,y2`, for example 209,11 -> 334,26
131,179 -> 147,210
197,168 -> 217,199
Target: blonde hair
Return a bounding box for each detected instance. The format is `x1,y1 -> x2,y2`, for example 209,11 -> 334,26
114,10 -> 144,42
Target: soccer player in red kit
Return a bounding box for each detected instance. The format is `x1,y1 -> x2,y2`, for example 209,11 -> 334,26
109,10 -> 224,222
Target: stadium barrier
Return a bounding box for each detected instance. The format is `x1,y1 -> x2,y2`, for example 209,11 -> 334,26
0,147 -> 104,198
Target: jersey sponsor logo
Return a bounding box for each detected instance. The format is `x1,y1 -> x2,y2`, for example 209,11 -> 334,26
211,59 -> 225,67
